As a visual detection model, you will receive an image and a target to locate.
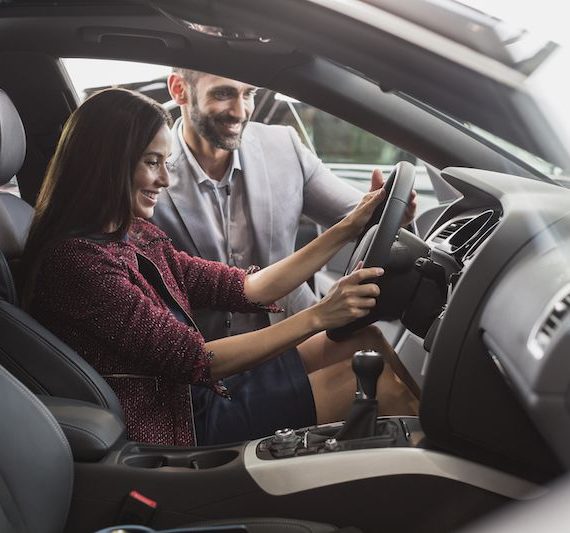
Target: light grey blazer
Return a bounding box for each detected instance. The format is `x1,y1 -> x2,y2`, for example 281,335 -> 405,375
152,119 -> 361,340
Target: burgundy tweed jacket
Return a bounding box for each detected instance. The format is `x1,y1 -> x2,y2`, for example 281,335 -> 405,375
30,218 -> 275,446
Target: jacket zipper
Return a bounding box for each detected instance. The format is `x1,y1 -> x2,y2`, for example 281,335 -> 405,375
135,252 -> 201,333
135,251 -> 201,443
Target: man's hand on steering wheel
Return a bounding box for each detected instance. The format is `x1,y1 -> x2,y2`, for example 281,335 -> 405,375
369,167 -> 417,228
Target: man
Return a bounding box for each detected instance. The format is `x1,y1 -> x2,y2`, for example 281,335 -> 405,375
152,68 -> 417,444
153,69 -> 402,338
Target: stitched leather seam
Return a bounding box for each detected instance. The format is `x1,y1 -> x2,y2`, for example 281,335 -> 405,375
58,422 -> 111,448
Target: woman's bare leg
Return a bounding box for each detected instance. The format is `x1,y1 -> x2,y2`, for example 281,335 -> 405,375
307,358 -> 356,425
298,325 -> 420,398
298,326 -> 420,424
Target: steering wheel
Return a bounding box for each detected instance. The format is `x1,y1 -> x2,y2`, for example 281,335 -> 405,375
326,161 -> 416,341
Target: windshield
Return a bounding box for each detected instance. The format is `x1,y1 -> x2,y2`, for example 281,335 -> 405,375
454,0 -> 570,182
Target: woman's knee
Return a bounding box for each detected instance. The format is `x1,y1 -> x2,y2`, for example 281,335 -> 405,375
351,324 -> 390,353
309,359 -> 356,424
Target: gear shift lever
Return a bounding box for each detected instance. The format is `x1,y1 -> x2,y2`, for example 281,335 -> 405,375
353,350 -> 384,400
333,350 -> 385,441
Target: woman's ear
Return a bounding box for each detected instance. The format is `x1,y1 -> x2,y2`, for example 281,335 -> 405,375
167,73 -> 189,105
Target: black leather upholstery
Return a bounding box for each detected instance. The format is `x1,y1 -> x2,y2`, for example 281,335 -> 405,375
0,188 -> 32,263
0,88 -> 33,305
0,299 -> 125,418
0,365 -> 73,533
0,365 -> 353,533
39,395 -> 126,462
0,191 -> 32,304
0,89 -> 25,186
0,88 -> 124,419
0,248 -> 16,303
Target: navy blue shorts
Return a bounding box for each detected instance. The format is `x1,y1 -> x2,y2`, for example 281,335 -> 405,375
192,348 -> 316,445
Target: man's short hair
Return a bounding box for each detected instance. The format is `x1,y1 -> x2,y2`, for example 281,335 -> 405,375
172,68 -> 205,89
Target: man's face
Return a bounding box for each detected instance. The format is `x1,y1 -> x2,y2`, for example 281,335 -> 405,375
188,74 -> 257,151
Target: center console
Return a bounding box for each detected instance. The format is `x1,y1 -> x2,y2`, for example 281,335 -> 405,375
256,349 -> 423,460
257,416 -> 423,460
57,349 -> 545,533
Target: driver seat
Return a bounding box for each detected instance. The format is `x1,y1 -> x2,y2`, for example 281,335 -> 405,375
0,86 -> 357,533
0,87 -> 124,416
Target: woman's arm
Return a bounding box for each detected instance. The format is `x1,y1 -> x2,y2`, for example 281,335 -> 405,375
244,188 -> 385,305
35,238 -> 381,384
207,265 -> 382,379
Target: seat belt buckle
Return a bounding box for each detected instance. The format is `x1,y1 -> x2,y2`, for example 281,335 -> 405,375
116,490 -> 157,526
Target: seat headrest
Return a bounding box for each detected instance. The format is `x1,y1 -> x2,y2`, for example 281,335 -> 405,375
0,89 -> 26,187
0,191 -> 33,259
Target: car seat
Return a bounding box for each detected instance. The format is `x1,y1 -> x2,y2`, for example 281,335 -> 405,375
0,363 -> 358,533
0,87 -> 358,533
0,87 -> 124,416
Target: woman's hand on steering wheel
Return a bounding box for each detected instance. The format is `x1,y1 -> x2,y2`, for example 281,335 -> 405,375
327,161 -> 416,341
370,167 -> 417,228
340,188 -> 387,240
310,265 -> 384,330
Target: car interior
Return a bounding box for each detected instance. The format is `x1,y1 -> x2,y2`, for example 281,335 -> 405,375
1,1 -> 570,532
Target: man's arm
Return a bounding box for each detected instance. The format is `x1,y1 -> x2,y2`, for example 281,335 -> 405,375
289,127 -> 416,227
287,126 -> 363,227
244,188 -> 385,305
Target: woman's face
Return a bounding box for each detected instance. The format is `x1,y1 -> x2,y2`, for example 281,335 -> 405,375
131,124 -> 172,219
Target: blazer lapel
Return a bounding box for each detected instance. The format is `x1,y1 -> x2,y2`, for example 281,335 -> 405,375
164,121 -> 224,261
239,129 -> 273,267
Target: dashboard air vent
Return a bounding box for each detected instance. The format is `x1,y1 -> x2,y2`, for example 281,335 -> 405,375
432,218 -> 470,243
431,210 -> 500,261
528,285 -> 570,359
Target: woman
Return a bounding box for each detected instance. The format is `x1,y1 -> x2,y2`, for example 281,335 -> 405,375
23,88 -> 417,447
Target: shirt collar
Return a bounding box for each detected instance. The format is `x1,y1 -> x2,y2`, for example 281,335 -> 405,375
177,121 -> 241,188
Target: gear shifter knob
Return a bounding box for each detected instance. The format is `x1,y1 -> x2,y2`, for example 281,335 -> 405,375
352,350 -> 384,399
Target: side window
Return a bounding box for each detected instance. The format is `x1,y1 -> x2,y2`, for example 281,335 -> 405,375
62,58 -> 172,104
254,90 -> 415,161
61,59 -> 437,215
252,90 -> 436,215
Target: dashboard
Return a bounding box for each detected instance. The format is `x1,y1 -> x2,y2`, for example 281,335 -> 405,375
239,166 -> 570,530
272,165 -> 570,486
418,167 -> 570,483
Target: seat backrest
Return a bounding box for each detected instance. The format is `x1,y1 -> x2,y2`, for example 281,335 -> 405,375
0,296 -> 125,417
0,85 -> 29,304
0,88 -> 124,419
0,193 -> 31,304
0,364 -> 73,533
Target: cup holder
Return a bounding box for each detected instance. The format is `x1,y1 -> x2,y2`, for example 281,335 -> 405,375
124,455 -> 166,469
186,449 -> 239,469
123,449 -> 239,470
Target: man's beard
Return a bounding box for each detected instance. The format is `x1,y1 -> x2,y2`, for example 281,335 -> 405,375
190,105 -> 248,151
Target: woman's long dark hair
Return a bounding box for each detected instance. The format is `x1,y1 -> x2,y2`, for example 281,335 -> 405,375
21,88 -> 172,306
